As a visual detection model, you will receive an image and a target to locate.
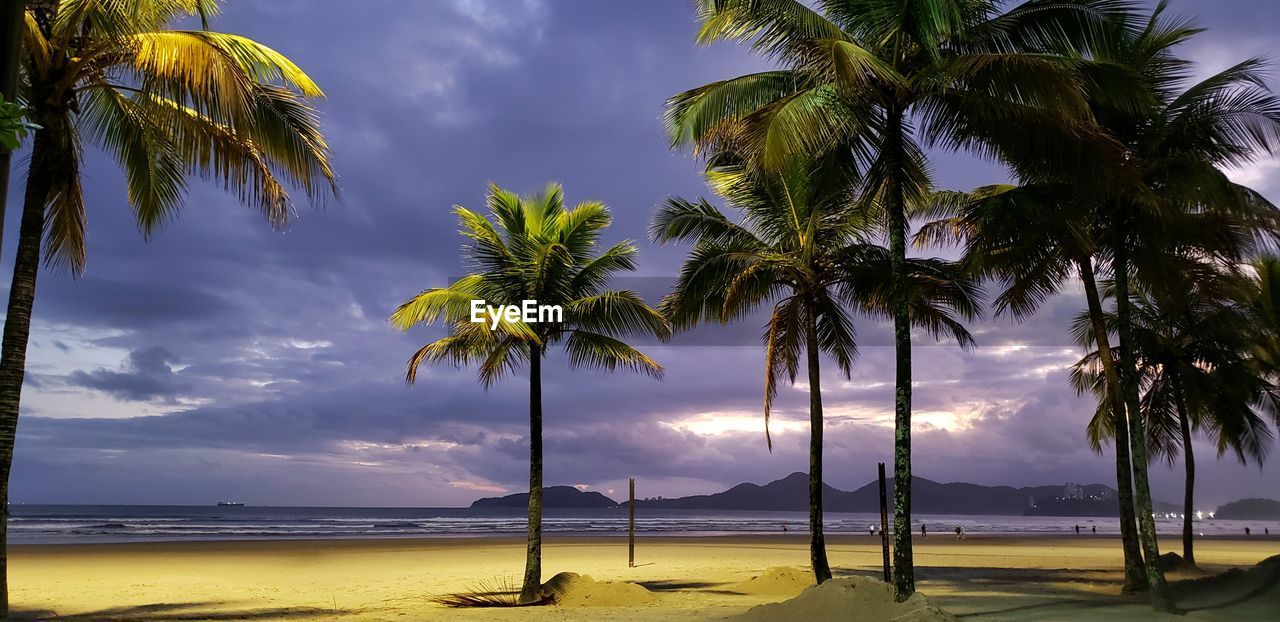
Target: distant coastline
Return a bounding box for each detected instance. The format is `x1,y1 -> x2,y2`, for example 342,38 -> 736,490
1215,498 -> 1280,520
469,473 -> 1182,517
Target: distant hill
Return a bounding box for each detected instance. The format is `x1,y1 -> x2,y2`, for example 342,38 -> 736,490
469,486 -> 618,509
626,472 -> 844,511
1215,498 -> 1280,520
621,472 -> 1174,517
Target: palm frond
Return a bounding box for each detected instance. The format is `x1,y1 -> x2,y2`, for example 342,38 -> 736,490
389,277 -> 487,330
38,112 -> 87,273
563,331 -> 664,379
694,0 -> 848,61
80,87 -> 187,233
565,291 -> 671,340
763,295 -> 803,451
665,70 -> 809,151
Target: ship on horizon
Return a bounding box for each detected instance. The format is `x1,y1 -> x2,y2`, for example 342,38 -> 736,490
216,501 -> 245,507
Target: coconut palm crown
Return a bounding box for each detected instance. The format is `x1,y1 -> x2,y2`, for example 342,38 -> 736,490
20,0 -> 337,272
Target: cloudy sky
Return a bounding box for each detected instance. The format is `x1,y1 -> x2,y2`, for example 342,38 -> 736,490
6,0 -> 1280,508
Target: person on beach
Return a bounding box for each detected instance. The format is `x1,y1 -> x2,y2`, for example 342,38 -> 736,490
869,525 -> 876,536
1074,524 -> 1080,535
1246,527 -> 1251,536
922,524 -> 927,539
955,526 -> 965,541
1092,525 -> 1096,535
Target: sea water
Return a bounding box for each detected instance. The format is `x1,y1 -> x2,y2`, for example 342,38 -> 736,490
10,505 -> 1279,544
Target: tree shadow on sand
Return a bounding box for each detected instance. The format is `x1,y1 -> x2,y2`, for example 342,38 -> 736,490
831,567 -> 886,580
918,560 -> 1279,619
1177,555 -> 1280,614
935,566 -> 1143,617
11,602 -> 351,620
830,565 -> 1133,619
635,579 -> 741,594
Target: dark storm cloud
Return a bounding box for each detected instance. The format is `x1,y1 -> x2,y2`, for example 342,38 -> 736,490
5,0 -> 1279,506
39,274 -> 236,330
68,346 -> 188,402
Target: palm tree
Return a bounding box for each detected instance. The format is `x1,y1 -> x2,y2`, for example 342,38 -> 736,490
0,0 -> 336,612
666,0 -> 1124,597
921,3 -> 1280,608
652,157 -> 979,583
390,183 -> 667,603
1092,5 -> 1279,610
1070,264 -> 1280,567
916,182 -> 1151,590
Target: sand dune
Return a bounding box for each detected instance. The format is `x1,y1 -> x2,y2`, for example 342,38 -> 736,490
731,576 -> 956,622
727,565 -> 812,597
10,535 -> 1279,620
543,572 -> 658,607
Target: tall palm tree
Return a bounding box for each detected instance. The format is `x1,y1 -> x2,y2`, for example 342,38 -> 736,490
921,3 -> 1280,609
1070,265 -> 1280,567
1093,4 -> 1279,610
916,182 -> 1151,590
0,1 -> 336,613
652,157 -> 979,583
391,183 -> 668,603
665,0 -> 1123,597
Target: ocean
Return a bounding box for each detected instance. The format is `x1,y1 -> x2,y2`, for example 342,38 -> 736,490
10,505 -> 1278,544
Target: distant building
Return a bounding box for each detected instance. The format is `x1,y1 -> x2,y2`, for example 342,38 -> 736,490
1063,482 -> 1084,500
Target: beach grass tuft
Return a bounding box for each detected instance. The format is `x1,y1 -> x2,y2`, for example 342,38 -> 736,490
430,577 -> 554,608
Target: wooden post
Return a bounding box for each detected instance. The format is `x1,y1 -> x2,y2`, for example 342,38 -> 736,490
628,478 -> 636,567
878,462 -> 891,583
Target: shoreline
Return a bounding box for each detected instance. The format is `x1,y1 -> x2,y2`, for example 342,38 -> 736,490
12,531 -> 1279,550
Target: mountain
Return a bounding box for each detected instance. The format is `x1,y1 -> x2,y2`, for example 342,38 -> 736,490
1215,498 -> 1280,520
623,473 -> 1174,517
625,472 -> 846,511
469,486 -> 618,509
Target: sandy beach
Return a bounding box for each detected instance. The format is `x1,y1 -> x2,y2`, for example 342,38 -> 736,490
10,534 -> 1278,621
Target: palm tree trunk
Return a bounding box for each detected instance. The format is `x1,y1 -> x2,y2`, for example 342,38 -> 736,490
1170,369 -> 1195,567
804,305 -> 832,584
0,0 -> 28,260
1113,244 -> 1176,613
885,104 -> 914,600
0,122 -> 52,616
519,344 -> 544,604
1078,258 -> 1147,592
